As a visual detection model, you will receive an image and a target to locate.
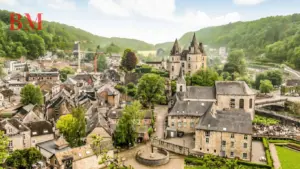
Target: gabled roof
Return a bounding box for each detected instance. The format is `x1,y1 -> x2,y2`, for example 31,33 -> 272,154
286,79 -> 300,86
26,121 -> 54,137
183,86 -> 216,100
215,81 -> 255,95
54,145 -> 95,165
196,110 -> 252,135
169,101 -> 213,117
1,118 -> 29,132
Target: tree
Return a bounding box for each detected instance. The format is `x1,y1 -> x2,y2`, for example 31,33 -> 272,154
0,131 -> 8,167
226,49 -> 246,75
20,84 -> 43,105
255,70 -> 283,89
84,48 -> 94,62
1,89 -> 13,102
5,148 -> 42,169
121,49 -> 138,71
106,43 -> 121,54
114,101 -> 144,147
59,67 -> 75,82
97,54 -> 107,72
26,34 -> 45,60
137,74 -> 165,108
260,80 -> 273,94
56,107 -> 86,147
190,69 -> 221,86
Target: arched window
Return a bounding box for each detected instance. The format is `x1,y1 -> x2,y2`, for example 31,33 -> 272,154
239,99 -> 244,109
249,99 -> 253,109
172,66 -> 174,72
180,85 -> 183,92
230,99 -> 235,108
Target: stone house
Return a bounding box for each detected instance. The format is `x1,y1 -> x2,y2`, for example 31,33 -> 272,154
97,84 -> 120,107
86,127 -> 114,151
0,118 -> 31,151
13,104 -> 42,123
25,121 -> 55,147
167,33 -> 207,80
36,137 -> 71,165
8,81 -> 27,95
194,110 -> 252,161
26,72 -> 60,82
36,81 -> 61,99
9,72 -> 26,82
50,145 -> 111,169
281,79 -> 300,96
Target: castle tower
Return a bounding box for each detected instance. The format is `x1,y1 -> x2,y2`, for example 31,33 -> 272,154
168,39 -> 181,80
176,68 -> 186,92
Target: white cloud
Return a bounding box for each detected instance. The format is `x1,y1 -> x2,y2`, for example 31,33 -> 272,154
0,0 -> 19,6
46,0 -> 76,10
233,0 -> 267,5
88,0 -> 176,19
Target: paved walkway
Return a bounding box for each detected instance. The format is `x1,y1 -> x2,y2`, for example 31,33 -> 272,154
251,141 -> 267,164
154,105 -> 168,139
269,143 -> 281,169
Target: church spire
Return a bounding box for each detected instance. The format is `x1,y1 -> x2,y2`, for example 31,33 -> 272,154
176,67 -> 186,92
170,39 -> 180,55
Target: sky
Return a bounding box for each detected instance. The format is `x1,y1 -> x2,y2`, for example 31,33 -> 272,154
0,0 -> 300,44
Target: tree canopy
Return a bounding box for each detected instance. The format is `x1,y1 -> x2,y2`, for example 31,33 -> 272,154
59,67 -> 75,82
0,131 -> 8,167
97,54 -> 107,72
121,49 -> 138,71
20,84 -> 43,105
113,101 -> 144,148
137,73 -> 165,108
187,69 -> 221,86
255,70 -> 283,89
56,107 -> 86,147
5,148 -> 42,169
259,80 -> 274,94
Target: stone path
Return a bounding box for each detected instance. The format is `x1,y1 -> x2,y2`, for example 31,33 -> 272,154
154,105 -> 168,139
269,143 -> 281,169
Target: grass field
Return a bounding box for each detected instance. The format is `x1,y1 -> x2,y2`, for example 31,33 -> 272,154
276,146 -> 300,169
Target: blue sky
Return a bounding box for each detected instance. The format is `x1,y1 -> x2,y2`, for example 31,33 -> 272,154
0,0 -> 300,44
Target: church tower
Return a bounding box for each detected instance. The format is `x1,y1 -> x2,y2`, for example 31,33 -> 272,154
176,68 -> 186,92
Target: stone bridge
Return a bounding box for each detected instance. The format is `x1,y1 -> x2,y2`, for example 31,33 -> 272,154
255,98 -> 287,108
255,108 -> 300,125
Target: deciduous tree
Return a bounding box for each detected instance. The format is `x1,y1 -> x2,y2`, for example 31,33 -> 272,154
137,74 -> 165,108
0,131 -> 8,167
56,107 -> 86,147
5,148 -> 42,169
20,84 -> 43,105
259,80 -> 273,94
121,49 -> 137,71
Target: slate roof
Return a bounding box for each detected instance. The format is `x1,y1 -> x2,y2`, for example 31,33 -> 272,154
189,33 -> 201,54
169,101 -> 213,117
107,109 -> 123,119
54,145 -> 94,165
196,110 -> 252,134
3,118 -> 29,132
170,39 -> 181,56
286,79 -> 300,86
215,81 -> 255,95
36,140 -> 70,159
28,72 -> 59,77
26,121 -> 54,137
183,86 -> 216,100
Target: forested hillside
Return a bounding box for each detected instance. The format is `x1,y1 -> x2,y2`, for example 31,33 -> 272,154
0,10 -> 154,60
155,13 -> 300,69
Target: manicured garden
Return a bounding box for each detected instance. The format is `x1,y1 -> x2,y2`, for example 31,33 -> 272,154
253,115 -> 279,126
276,145 -> 300,169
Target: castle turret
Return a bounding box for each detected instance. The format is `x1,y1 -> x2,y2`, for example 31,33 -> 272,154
189,33 -> 201,54
170,39 -> 180,56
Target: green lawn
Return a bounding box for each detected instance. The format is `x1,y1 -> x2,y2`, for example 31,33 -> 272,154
276,146 -> 300,169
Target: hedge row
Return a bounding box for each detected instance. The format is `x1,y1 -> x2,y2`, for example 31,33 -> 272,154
262,138 -> 273,167
268,139 -> 300,145
237,161 -> 272,169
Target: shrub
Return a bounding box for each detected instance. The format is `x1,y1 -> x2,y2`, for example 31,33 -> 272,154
237,161 -> 272,169
263,138 -> 269,150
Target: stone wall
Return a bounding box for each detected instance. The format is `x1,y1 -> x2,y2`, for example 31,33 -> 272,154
167,116 -> 200,133
151,138 -> 190,156
136,148 -> 169,166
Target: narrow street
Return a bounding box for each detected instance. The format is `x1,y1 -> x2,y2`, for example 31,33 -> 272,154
153,105 -> 168,139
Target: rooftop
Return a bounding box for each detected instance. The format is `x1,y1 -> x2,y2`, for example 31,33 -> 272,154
215,81 -> 255,96
26,121 -> 54,137
169,101 -> 213,117
196,110 -> 252,134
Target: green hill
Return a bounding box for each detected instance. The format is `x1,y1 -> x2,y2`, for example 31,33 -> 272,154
0,10 -> 154,60
155,13 -> 300,69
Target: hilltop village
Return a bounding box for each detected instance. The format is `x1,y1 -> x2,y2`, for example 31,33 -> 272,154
0,34 -> 300,169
